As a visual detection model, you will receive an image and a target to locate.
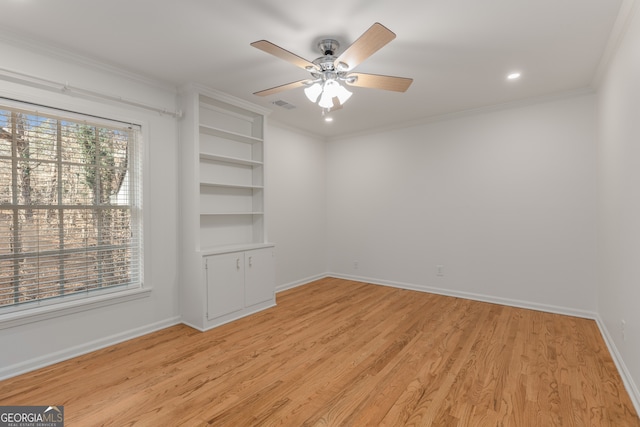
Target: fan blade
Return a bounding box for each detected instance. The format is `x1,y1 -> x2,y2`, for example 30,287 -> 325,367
334,23 -> 396,71
253,80 -> 309,97
345,73 -> 413,92
251,40 -> 318,71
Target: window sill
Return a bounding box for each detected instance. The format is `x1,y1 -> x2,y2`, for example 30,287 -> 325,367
0,287 -> 152,330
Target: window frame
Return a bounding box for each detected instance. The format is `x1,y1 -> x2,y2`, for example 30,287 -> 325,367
0,95 -> 150,330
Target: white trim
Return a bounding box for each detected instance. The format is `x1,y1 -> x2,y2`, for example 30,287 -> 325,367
328,272 -> 598,319
181,83 -> 272,117
0,66 -> 181,118
0,80 -> 157,133
184,301 -> 276,332
592,0 -> 639,88
328,88 -> 595,142
0,28 -> 176,93
275,273 -> 328,293
199,243 -> 275,257
595,315 -> 640,415
268,119 -> 329,142
0,316 -> 181,381
0,288 -> 152,330
278,271 -> 602,318
277,272 -> 598,318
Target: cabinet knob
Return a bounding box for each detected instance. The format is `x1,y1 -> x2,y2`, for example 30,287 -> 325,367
248,256 -> 253,267
236,258 -> 240,270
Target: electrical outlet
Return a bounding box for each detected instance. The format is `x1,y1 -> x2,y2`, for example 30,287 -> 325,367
353,261 -> 359,270
436,265 -> 444,277
621,319 -> 627,341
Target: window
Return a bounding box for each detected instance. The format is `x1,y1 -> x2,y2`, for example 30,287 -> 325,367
0,103 -> 142,314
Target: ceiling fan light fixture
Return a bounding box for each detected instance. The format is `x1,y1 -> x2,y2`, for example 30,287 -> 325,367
323,80 -> 339,97
316,79 -> 352,109
318,88 -> 335,109
334,83 -> 353,105
304,82 -> 323,102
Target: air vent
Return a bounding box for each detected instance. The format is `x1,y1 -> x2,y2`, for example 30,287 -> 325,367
272,100 -> 296,110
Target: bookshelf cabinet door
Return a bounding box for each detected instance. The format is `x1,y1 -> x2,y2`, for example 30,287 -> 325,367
244,247 -> 276,307
205,253 -> 245,320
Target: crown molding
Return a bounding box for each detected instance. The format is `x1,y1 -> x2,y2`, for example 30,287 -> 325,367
592,0 -> 639,88
328,87 -> 595,142
268,119 -> 328,141
0,28 -> 177,95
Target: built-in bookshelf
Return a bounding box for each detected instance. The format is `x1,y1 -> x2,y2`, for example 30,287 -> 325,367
180,85 -> 274,331
196,94 -> 266,249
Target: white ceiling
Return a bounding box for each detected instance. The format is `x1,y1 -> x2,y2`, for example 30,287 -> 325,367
0,0 -> 625,138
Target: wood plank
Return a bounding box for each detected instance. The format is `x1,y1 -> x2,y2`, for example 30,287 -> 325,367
0,278 -> 638,426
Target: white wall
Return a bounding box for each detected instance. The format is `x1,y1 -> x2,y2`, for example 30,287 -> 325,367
597,2 -> 640,406
0,38 -> 181,378
266,123 -> 327,290
326,95 -> 599,315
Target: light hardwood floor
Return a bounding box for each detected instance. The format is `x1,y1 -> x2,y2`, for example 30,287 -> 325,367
1,277 -> 638,426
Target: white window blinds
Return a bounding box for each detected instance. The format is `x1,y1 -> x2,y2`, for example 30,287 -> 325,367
0,104 -> 143,312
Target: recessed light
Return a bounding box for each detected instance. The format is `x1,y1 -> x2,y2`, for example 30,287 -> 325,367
324,117 -> 334,123
507,72 -> 521,80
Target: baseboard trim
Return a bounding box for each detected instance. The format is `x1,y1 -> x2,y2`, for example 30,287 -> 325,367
0,316 -> 182,381
595,315 -> 640,415
275,273 -> 329,293
186,301 -> 277,332
329,272 -> 597,319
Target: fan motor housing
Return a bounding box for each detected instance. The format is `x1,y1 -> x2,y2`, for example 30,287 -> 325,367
313,39 -> 340,72
318,39 -> 340,56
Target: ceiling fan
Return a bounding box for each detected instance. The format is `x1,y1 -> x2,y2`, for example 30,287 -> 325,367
250,23 -> 413,111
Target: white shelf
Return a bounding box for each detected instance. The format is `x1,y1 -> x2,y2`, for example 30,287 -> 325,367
199,153 -> 262,166
200,181 -> 263,190
201,212 -> 264,216
199,96 -> 265,122
199,124 -> 263,145
198,242 -> 275,257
